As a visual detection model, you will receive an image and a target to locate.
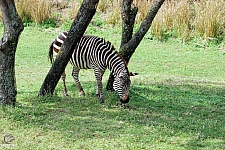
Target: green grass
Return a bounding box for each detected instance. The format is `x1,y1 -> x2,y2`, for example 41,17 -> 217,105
0,26 -> 225,149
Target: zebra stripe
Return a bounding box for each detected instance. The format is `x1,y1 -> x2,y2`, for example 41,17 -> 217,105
49,31 -> 131,104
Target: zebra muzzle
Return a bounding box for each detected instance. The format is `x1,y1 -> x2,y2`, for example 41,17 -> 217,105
120,94 -> 130,103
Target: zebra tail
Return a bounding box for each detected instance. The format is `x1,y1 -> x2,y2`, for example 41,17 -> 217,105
48,41 -> 54,64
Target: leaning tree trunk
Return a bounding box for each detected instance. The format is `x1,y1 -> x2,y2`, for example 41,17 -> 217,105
38,0 -> 99,96
106,0 -> 165,90
0,0 -> 24,106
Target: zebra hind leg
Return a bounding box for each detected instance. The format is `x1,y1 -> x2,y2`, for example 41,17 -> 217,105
72,67 -> 85,96
61,71 -> 69,96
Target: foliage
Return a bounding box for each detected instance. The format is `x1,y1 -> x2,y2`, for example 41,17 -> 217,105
0,27 -> 224,149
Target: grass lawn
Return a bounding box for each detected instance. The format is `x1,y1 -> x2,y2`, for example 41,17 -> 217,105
0,26 -> 224,149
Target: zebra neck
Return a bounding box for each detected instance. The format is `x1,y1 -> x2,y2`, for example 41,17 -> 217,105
106,54 -> 126,77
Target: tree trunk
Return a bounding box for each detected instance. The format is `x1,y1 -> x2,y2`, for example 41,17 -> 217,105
38,0 -> 99,96
106,0 -> 138,90
106,0 -> 165,90
120,0 -> 165,63
0,0 -> 24,106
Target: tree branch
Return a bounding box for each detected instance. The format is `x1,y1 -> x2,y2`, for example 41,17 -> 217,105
121,0 -> 138,46
120,0 -> 165,63
106,0 -> 138,90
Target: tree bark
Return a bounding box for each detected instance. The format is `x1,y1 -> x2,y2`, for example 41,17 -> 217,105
120,0 -> 165,63
106,0 -> 165,90
0,0 -> 24,106
38,0 -> 99,96
120,0 -> 138,46
106,0 -> 138,90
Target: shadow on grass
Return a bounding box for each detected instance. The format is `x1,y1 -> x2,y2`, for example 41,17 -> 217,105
2,80 -> 225,149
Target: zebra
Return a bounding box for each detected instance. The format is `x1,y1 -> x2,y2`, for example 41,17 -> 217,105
49,31 -> 135,104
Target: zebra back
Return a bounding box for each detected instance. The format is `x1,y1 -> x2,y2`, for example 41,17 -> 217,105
49,32 -> 129,75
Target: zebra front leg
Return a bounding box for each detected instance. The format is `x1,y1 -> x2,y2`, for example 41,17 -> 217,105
94,69 -> 105,104
72,67 -> 85,96
61,71 -> 69,96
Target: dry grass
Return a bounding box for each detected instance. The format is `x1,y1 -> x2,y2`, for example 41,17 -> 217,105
1,0 -> 224,41
134,0 -> 153,23
16,0 -> 51,23
67,0 -> 82,20
98,0 -> 112,13
105,0 -> 121,25
172,0 -> 191,41
151,0 -> 225,41
193,0 -> 225,39
151,0 -> 192,41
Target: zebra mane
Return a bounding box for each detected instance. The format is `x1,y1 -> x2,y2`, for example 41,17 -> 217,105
106,41 -> 114,49
104,39 -> 129,73
117,52 -> 129,71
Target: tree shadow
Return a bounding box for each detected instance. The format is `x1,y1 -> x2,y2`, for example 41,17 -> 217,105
3,79 -> 225,148
128,79 -> 225,148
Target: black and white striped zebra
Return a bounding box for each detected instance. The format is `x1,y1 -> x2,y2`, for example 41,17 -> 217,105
49,31 -> 135,104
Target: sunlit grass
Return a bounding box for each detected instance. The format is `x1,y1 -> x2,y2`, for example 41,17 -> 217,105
0,26 -> 224,149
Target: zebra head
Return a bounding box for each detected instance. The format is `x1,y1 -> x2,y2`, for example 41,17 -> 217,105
113,70 -> 131,103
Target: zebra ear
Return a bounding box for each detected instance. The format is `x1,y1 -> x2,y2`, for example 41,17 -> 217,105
129,72 -> 138,76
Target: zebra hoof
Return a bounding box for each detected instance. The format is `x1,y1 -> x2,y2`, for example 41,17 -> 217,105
99,99 -> 105,105
64,93 -> 69,96
116,102 -> 130,109
80,92 -> 85,96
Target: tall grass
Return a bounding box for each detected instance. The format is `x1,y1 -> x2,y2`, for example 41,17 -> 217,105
193,0 -> 225,39
105,0 -> 121,25
151,0 -> 225,41
0,0 -> 224,41
67,0 -> 82,20
98,0 -> 112,13
134,0 -> 152,23
16,0 -> 51,24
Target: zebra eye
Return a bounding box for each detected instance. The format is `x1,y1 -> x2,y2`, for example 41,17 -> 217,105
119,71 -> 127,78
119,76 -> 124,79
119,74 -> 123,78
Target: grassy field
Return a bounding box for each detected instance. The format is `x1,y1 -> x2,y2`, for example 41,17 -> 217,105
0,25 -> 225,149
